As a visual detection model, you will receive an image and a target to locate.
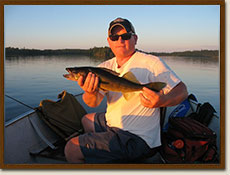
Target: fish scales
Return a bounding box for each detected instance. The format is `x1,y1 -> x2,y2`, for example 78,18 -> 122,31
64,66 -> 166,93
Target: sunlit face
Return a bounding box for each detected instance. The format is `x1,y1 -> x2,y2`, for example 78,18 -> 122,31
107,26 -> 137,59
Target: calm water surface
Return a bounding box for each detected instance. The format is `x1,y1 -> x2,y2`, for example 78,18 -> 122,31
4,55 -> 220,123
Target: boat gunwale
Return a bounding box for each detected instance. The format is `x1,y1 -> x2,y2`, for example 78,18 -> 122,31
4,92 -> 85,127
5,109 -> 35,127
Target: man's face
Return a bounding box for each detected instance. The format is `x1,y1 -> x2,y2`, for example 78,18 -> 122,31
107,26 -> 137,59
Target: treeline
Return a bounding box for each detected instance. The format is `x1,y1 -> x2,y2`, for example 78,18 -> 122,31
149,50 -> 218,58
89,47 -> 114,59
5,47 -> 218,59
5,47 -> 114,59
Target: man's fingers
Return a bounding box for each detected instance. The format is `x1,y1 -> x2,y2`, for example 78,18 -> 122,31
140,87 -> 163,108
142,87 -> 153,94
142,87 -> 157,101
85,72 -> 92,83
139,93 -> 151,107
83,72 -> 92,89
159,89 -> 164,95
92,76 -> 99,92
80,72 -> 99,93
87,73 -> 96,92
78,76 -> 84,87
143,87 -> 158,95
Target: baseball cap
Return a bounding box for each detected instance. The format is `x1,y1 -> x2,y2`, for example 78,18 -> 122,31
108,17 -> 135,35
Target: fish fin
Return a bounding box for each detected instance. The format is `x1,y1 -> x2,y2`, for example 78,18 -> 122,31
145,82 -> 166,92
122,71 -> 140,84
123,92 -> 134,101
100,80 -> 109,84
99,87 -> 107,92
123,91 -> 140,101
100,67 -> 120,76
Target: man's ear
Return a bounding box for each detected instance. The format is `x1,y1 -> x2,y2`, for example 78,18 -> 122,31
107,37 -> 111,46
134,34 -> 138,45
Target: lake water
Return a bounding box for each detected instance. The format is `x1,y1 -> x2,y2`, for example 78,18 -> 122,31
4,54 -> 220,123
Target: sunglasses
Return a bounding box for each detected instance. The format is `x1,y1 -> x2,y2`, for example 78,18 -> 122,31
109,33 -> 134,41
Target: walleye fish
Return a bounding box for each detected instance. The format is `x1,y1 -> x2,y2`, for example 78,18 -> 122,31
63,66 -> 166,100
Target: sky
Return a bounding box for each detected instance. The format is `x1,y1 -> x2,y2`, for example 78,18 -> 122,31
4,5 -> 220,52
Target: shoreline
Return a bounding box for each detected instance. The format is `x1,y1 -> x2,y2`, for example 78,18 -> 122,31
5,47 -> 219,59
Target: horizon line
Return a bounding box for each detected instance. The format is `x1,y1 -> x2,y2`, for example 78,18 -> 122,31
5,46 -> 219,54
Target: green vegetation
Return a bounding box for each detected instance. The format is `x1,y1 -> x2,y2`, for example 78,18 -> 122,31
5,47 -> 218,59
149,50 -> 219,58
89,47 -> 114,59
5,47 -> 114,59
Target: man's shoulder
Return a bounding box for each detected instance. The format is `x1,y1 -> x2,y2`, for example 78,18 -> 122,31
97,57 -> 116,68
135,51 -> 160,60
134,51 -> 162,66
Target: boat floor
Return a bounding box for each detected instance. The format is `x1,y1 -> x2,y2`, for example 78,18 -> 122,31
4,108 -> 163,164
4,96 -> 165,165
4,94 -> 219,165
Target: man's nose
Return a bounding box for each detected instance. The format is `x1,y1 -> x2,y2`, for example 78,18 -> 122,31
117,36 -> 124,42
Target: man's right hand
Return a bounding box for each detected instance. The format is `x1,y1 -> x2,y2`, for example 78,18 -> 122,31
78,72 -> 99,94
79,72 -> 103,108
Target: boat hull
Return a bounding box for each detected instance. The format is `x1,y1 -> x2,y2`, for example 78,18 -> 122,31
4,94 -> 219,164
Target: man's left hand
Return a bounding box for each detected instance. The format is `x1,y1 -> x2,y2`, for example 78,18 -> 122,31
139,87 -> 165,108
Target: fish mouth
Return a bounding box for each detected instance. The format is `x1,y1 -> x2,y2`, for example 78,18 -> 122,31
66,67 -> 74,73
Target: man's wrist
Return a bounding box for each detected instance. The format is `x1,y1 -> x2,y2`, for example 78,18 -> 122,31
84,90 -> 99,97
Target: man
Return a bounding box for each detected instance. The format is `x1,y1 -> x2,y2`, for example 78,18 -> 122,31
64,17 -> 188,163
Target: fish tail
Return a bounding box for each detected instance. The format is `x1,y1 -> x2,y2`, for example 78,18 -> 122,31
145,82 -> 166,92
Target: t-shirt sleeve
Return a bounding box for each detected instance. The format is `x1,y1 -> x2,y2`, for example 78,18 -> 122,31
153,58 -> 181,94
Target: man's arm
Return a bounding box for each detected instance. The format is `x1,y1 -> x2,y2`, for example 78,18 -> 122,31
78,72 -> 104,107
82,91 -> 104,108
140,81 -> 188,108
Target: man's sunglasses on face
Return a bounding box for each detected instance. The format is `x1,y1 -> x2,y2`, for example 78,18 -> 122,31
109,33 -> 134,41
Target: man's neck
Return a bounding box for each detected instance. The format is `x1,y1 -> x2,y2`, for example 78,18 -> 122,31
116,51 -> 135,68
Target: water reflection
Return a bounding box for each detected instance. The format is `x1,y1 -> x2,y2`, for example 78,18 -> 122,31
162,55 -> 218,64
4,55 -> 220,122
5,55 -> 107,66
